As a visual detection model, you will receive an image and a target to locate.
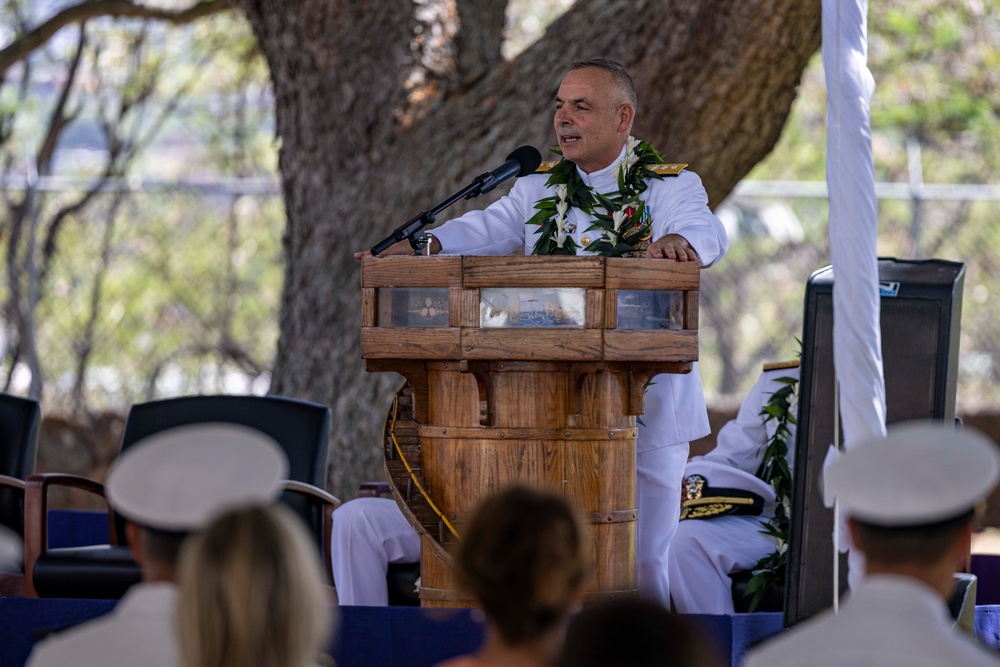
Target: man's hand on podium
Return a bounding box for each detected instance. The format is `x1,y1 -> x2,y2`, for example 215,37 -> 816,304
646,234 -> 699,262
354,236 -> 442,260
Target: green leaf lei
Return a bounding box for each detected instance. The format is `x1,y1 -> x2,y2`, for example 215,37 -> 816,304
743,366 -> 799,612
526,137 -> 667,257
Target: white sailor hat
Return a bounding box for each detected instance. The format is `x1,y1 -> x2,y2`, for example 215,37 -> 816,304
824,420 -> 1000,527
106,423 -> 288,532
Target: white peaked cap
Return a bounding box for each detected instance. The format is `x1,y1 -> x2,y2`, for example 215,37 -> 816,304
106,423 -> 288,532
684,459 -> 777,503
824,420 -> 1000,527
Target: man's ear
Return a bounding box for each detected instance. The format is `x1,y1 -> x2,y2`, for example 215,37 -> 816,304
951,520 -> 974,568
618,103 -> 635,134
125,521 -> 145,568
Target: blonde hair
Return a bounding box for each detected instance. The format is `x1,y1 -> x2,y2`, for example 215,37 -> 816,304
178,504 -> 333,667
455,485 -> 589,644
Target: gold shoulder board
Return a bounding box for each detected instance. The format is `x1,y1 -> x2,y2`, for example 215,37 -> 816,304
762,359 -> 800,372
535,161 -> 560,173
647,163 -> 688,176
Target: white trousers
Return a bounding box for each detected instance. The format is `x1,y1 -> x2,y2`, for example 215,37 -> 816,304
667,514 -> 776,614
636,444 -> 690,607
331,446 -> 690,607
329,497 -> 421,606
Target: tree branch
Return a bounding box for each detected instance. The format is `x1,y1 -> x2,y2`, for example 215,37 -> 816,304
37,26 -> 87,174
453,0 -> 507,86
0,0 -> 231,75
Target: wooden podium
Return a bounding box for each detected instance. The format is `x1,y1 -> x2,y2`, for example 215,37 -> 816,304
361,255 -> 699,606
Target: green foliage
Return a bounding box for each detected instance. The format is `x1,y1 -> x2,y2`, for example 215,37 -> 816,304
528,139 -> 665,257
0,4 -> 281,411
744,371 -> 799,612
724,0 -> 1000,407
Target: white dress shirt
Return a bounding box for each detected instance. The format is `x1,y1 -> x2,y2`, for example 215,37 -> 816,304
26,582 -> 179,667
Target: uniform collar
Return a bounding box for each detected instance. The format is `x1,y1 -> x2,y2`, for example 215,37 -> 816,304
576,145 -> 628,191
848,574 -> 953,623
115,581 -> 178,616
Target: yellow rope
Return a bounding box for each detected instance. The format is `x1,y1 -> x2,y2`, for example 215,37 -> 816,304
389,391 -> 460,539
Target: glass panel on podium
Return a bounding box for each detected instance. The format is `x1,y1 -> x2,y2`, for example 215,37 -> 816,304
480,287 -> 586,328
616,290 -> 684,330
377,287 -> 449,327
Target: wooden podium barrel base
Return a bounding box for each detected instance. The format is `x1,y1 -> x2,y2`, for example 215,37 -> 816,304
382,383 -> 637,608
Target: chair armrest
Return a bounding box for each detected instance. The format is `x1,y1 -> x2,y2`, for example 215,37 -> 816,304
357,481 -> 392,498
24,473 -> 108,597
280,480 -> 341,578
281,480 -> 342,508
0,474 -> 25,491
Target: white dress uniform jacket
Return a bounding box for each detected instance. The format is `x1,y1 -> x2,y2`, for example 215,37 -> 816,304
669,365 -> 799,614
430,145 -> 729,605
26,582 -> 179,667
432,145 -> 728,452
742,575 -> 999,667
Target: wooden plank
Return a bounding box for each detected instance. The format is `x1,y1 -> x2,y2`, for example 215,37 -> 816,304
604,288 -> 617,329
462,256 -> 605,287
585,289 -> 604,329
605,257 -> 700,290
362,255 -> 463,287
589,523 -> 636,590
563,438 -> 635,513
685,290 -> 700,330
448,287 -> 461,328
416,425 -> 636,441
461,328 -> 603,361
603,330 -> 698,362
426,368 -> 481,427
361,288 -> 376,327
361,327 -> 461,359
457,288 -> 479,328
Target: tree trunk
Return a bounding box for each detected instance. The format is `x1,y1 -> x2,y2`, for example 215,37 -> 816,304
234,0 -> 820,498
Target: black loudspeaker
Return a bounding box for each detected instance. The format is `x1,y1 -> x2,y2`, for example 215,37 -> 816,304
783,257 -> 965,627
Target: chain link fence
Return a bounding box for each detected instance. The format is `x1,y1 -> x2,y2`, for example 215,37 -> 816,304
703,185 -> 1000,411
5,175 -> 997,413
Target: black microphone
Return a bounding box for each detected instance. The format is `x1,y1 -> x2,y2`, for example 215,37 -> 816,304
470,145 -> 542,197
370,145 -> 542,255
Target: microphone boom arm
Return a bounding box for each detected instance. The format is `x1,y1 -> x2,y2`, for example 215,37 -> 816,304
370,145 -> 541,255
370,179 -> 488,255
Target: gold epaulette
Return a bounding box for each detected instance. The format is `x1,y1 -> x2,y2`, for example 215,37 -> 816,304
647,163 -> 688,175
535,160 -> 560,173
763,359 -> 800,372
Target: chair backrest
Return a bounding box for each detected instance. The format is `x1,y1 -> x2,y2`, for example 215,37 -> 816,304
784,259 -> 964,627
0,393 -> 41,536
115,394 -> 331,549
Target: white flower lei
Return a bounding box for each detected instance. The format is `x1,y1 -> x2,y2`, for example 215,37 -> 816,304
527,136 -> 667,257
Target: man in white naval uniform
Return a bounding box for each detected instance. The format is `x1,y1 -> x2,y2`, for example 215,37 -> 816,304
669,361 -> 799,614
25,425 -> 287,667
341,58 -> 728,606
743,421 -> 1000,667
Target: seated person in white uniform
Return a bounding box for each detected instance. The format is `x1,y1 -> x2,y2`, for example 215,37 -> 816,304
743,421 -> 1000,667
349,58 -> 729,607
25,425 -> 287,667
669,361 -> 799,615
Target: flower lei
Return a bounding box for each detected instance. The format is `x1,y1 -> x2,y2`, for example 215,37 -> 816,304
526,136 -> 667,257
743,369 -> 799,612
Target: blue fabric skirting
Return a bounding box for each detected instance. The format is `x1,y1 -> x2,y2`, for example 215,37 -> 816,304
4,598 -> 1000,667
7,511 -> 1000,667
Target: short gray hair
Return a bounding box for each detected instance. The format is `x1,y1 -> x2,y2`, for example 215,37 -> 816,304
569,58 -> 637,112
